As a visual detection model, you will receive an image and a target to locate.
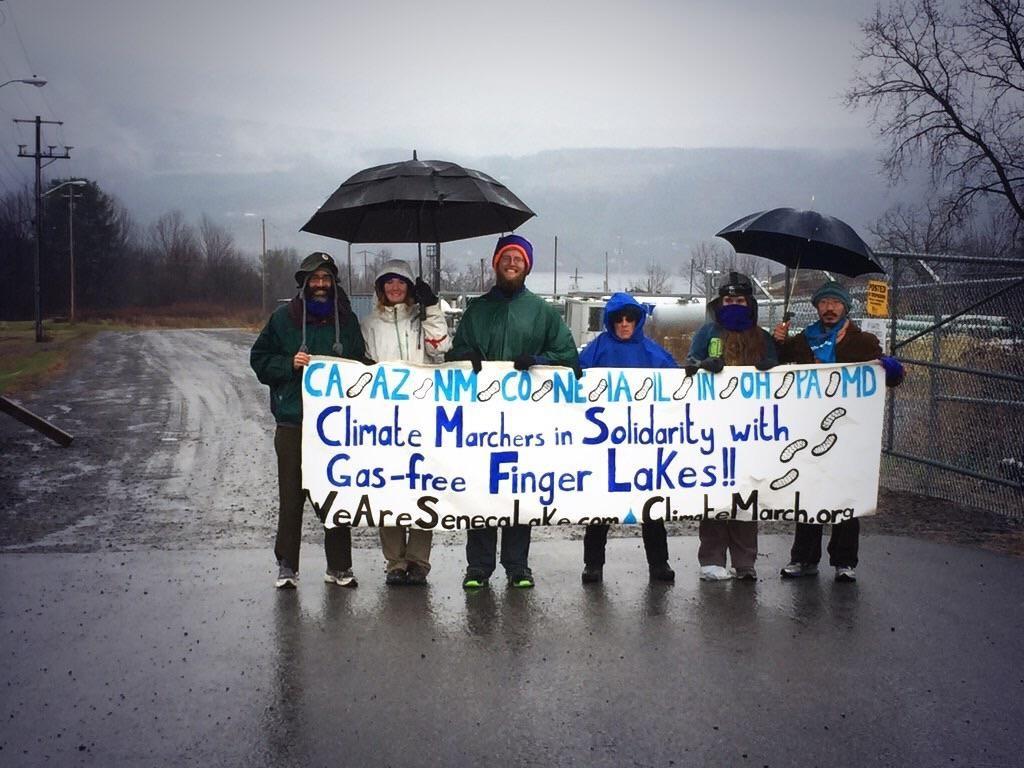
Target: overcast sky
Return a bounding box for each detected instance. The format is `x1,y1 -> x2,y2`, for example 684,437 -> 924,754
0,0 -> 892,264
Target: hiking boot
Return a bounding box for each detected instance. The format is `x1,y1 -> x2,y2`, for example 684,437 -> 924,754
734,566 -> 757,581
699,565 -> 734,581
462,570 -> 489,590
835,566 -> 857,583
324,569 -> 358,588
508,569 -> 535,589
385,568 -> 408,586
649,563 -> 676,582
581,565 -> 603,584
780,562 -> 819,579
275,564 -> 298,589
405,563 -> 429,585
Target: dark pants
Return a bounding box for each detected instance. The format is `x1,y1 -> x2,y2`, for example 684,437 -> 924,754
789,519 -> 860,568
697,519 -> 758,569
274,425 -> 352,573
583,521 -> 669,568
465,525 -> 531,578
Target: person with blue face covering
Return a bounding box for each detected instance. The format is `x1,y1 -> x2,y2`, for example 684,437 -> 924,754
685,272 -> 777,582
578,292 -> 678,584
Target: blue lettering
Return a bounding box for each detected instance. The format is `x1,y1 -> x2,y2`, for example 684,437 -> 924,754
317,405 -> 342,446
304,361 -> 325,396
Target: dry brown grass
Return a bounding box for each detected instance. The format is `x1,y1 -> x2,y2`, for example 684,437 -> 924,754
1,304 -> 264,393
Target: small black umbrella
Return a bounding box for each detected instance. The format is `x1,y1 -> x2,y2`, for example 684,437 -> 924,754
715,207 -> 884,317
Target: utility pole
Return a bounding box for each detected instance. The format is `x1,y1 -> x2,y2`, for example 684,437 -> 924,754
260,217 -> 267,313
347,242 -> 353,295
553,236 -> 558,296
64,187 -> 80,323
16,116 -> 71,342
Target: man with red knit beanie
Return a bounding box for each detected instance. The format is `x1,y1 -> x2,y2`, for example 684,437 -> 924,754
448,233 -> 580,589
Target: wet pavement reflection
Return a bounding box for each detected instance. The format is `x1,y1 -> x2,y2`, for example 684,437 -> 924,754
1,535 -> 1022,767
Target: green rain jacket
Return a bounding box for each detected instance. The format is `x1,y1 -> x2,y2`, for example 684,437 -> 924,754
250,296 -> 366,426
450,286 -> 579,367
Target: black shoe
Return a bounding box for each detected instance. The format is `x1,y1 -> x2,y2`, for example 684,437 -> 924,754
385,568 -> 408,586
508,568 -> 535,589
649,563 -> 676,582
406,563 -> 428,585
581,565 -> 603,584
462,570 -> 489,589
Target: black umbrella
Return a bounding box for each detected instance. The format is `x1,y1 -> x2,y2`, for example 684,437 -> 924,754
301,155 -> 534,244
715,207 -> 884,317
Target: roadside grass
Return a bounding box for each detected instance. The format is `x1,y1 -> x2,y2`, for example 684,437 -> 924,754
0,305 -> 265,395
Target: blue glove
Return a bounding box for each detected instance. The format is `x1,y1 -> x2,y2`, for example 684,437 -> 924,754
879,355 -> 904,387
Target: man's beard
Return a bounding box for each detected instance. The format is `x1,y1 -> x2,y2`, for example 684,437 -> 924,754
495,271 -> 527,294
305,286 -> 333,302
820,312 -> 843,328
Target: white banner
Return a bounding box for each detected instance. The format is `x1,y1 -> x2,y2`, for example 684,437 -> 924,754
301,360 -> 886,530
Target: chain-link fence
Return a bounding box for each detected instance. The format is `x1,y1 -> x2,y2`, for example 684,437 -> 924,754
780,254 -> 1024,517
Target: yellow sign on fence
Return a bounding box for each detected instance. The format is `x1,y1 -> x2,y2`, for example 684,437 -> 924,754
865,280 -> 889,317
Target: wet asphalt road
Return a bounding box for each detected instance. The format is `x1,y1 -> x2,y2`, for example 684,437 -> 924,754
1,330 -> 1023,767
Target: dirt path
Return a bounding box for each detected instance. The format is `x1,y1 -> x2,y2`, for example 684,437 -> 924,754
2,328 -> 1021,556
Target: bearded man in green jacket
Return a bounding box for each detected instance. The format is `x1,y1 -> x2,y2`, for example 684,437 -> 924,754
250,252 -> 367,590
449,234 -> 580,590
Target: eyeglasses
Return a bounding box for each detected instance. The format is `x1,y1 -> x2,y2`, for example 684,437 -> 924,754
497,252 -> 527,266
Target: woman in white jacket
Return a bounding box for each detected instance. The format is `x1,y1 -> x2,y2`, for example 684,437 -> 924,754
360,259 -> 451,585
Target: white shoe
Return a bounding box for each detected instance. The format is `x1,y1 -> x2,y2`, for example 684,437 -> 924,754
324,569 -> 358,587
700,565 -> 734,581
835,566 -> 857,582
275,564 -> 298,589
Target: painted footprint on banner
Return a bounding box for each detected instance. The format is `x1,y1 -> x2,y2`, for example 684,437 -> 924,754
774,371 -> 795,399
811,433 -> 838,456
346,371 -> 372,398
770,468 -> 799,490
634,377 -> 654,400
588,378 -> 608,402
825,370 -> 841,397
719,376 -> 739,399
672,376 -> 693,400
477,380 -> 501,402
820,407 -> 846,431
779,438 -> 808,463
531,379 -> 554,402
412,379 -> 433,399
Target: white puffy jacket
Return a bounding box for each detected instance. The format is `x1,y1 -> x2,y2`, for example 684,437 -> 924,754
360,300 -> 450,363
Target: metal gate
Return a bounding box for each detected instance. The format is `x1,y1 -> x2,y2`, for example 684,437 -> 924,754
778,253 -> 1023,517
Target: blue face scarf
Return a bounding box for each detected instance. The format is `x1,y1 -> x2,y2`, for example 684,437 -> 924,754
804,318 -> 846,362
305,295 -> 334,319
717,303 -> 754,332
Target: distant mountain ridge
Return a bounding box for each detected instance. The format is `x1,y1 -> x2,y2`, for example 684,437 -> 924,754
110,146 -> 923,270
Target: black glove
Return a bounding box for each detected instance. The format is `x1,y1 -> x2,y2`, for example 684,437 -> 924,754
414,277 -> 439,307
684,362 -> 700,377
572,363 -> 583,380
359,355 -> 376,366
699,357 -> 724,374
512,353 -> 536,371
754,358 -> 776,371
447,349 -> 484,373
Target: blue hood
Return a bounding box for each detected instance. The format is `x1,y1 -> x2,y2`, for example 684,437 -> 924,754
579,292 -> 677,370
602,292 -> 649,340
